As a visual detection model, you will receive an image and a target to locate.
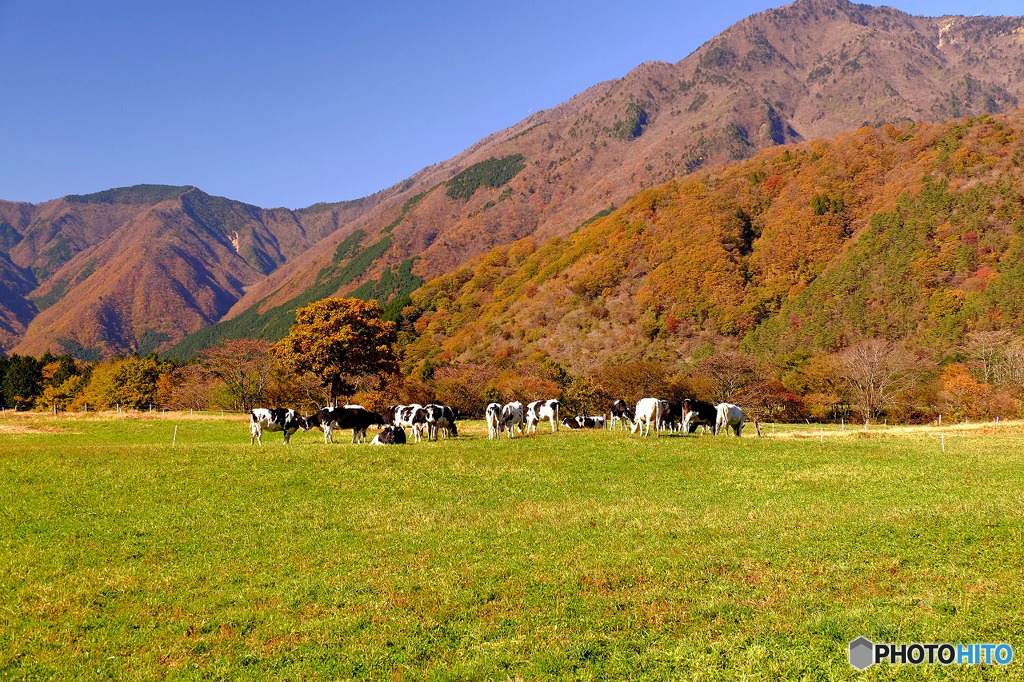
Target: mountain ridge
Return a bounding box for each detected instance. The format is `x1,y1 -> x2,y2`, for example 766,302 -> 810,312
4,0 -> 1024,359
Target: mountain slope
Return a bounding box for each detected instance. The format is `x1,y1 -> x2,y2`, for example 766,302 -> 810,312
173,0 -> 1024,357
399,110 -> 1024,373
6,186 -> 391,357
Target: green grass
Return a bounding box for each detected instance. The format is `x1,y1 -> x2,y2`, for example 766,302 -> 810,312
1,415 -> 1022,679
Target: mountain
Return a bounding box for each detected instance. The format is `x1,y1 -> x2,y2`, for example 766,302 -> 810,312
2,185 -> 395,357
172,0 -> 1024,357
401,110 -> 1024,372
4,0 -> 1024,359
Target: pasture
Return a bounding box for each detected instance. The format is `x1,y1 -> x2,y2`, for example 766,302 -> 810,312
1,413 -> 1022,679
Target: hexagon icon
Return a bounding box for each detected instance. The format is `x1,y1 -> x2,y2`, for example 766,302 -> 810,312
849,637 -> 874,670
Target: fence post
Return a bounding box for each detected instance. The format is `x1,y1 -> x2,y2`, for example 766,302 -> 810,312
820,427 -> 823,443
172,425 -> 178,446
941,434 -> 945,453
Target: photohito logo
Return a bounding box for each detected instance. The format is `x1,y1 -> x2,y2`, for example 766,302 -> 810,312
849,637 -> 1014,669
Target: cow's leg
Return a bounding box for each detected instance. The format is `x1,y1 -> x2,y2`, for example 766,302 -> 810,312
283,429 -> 291,445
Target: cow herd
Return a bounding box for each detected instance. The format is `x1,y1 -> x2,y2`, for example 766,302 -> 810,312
248,397 -> 755,445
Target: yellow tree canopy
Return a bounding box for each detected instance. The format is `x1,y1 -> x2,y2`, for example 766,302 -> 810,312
274,298 -> 398,402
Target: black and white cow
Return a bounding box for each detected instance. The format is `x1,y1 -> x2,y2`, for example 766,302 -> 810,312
424,403 -> 458,441
499,401 -> 525,438
249,408 -> 308,445
525,399 -> 560,435
309,405 -> 386,443
682,398 -> 717,435
658,400 -> 683,432
609,399 -> 634,430
561,416 -> 583,429
486,402 -> 502,439
370,424 -> 407,445
387,404 -> 427,443
578,415 -> 606,429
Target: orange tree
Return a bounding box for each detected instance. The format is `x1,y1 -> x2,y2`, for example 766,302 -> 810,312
273,298 -> 399,405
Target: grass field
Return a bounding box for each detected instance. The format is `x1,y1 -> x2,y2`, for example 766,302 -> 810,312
1,413 -> 1022,679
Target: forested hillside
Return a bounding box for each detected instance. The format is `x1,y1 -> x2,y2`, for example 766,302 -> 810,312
401,112 -> 1024,374
170,0 -> 1024,358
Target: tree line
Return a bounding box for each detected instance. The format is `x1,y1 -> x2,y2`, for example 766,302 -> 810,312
3,297 -> 1023,424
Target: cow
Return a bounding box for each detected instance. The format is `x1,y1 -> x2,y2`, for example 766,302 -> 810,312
309,405 -> 386,443
715,403 -> 745,437
609,399 -> 634,430
486,403 -> 502,439
631,398 -> 663,437
249,408 -> 308,445
682,398 -> 718,435
658,400 -> 683,432
578,415 -> 606,429
370,425 -> 407,445
499,401 -> 525,438
389,404 -> 427,443
424,403 -> 458,441
525,399 -> 560,435
561,416 -> 584,429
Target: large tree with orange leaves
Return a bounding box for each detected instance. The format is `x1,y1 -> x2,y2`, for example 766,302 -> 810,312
274,298 -> 399,404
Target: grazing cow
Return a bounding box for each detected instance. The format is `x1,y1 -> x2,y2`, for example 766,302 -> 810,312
309,406 -> 385,443
631,398 -> 663,437
715,403 -> 745,437
424,403 -> 458,441
658,400 -> 683,432
249,408 -> 308,445
389,404 -> 427,443
307,406 -> 343,444
370,425 -> 407,445
682,398 -> 717,435
485,403 -> 502,439
525,399 -> 560,435
609,399 -> 634,430
499,401 -> 525,438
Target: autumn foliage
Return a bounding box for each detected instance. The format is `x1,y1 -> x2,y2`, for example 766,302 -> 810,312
273,298 -> 399,403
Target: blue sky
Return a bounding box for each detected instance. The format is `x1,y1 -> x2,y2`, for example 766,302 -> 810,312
1,0 -> 1020,208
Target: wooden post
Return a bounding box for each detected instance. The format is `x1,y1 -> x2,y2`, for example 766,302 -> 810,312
172,425 -> 178,446
820,427 -> 823,443
941,434 -> 945,453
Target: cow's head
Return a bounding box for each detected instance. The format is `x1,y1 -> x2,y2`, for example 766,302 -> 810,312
369,411 -> 386,428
